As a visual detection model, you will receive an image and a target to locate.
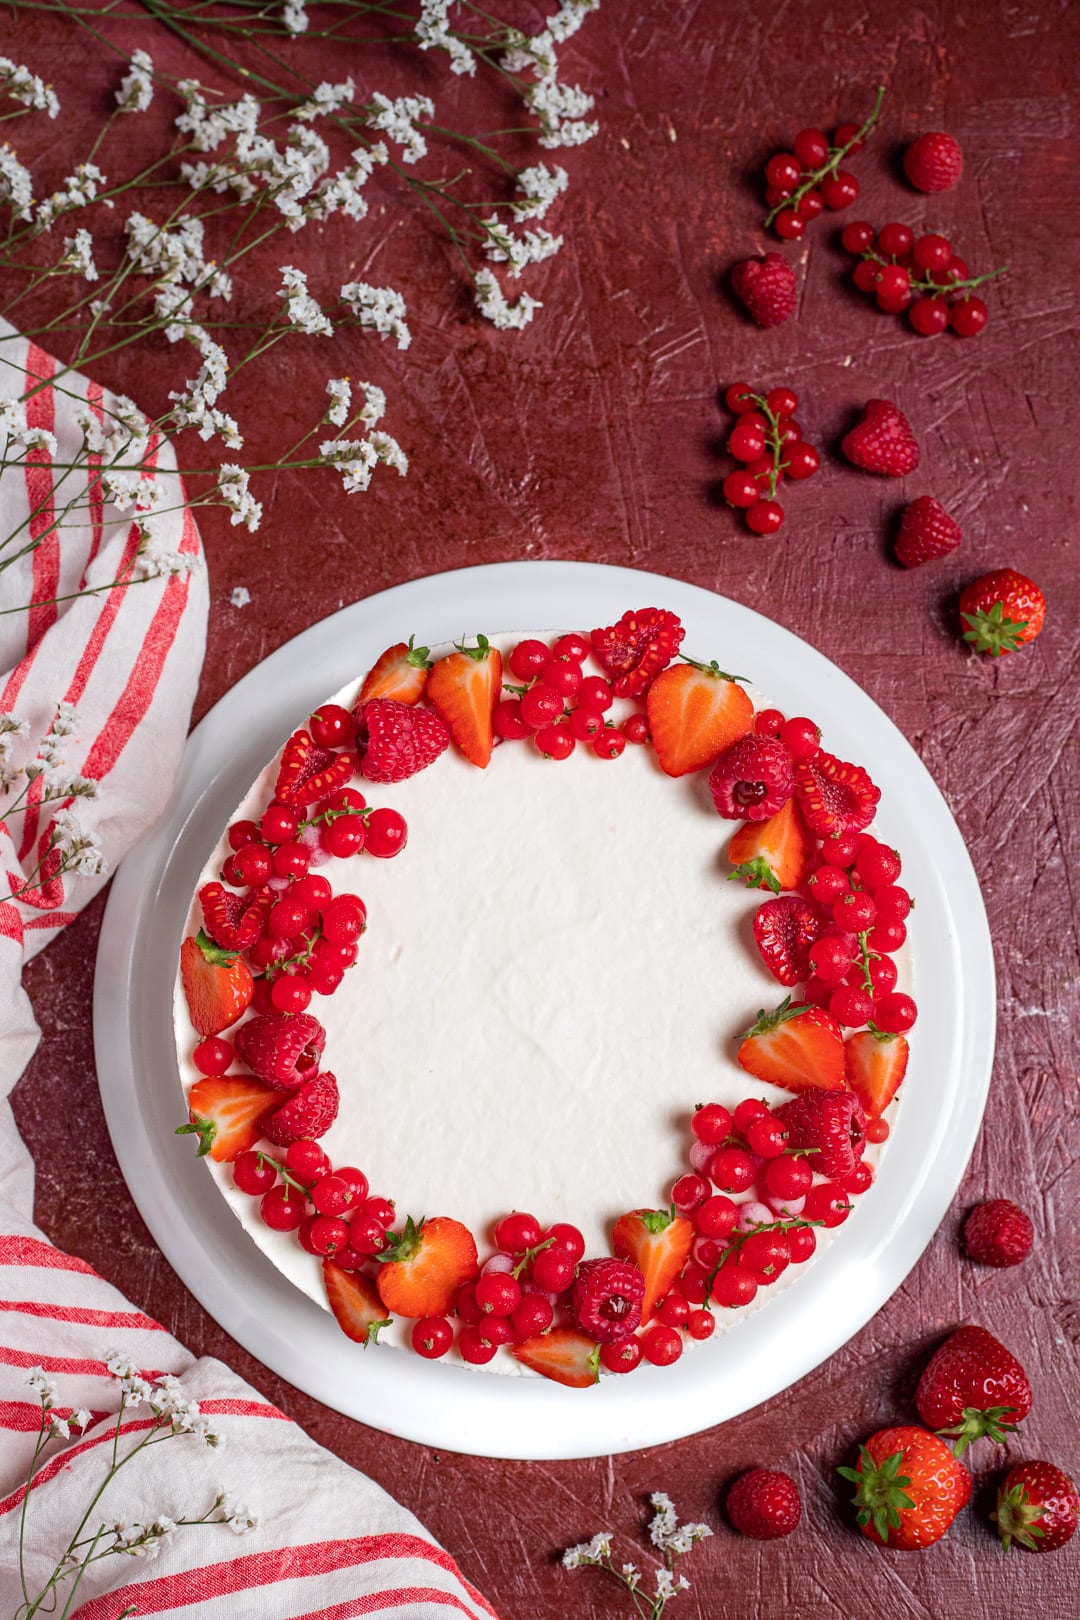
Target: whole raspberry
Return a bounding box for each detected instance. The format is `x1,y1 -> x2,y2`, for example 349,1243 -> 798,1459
903,132 -> 963,193
963,1199 -> 1034,1267
569,1258 -> 644,1344
235,1011 -> 326,1090
727,1468 -> 802,1539
841,399 -> 920,477
264,1071 -> 340,1145
709,735 -> 794,821
775,1090 -> 867,1178
895,495 -> 962,568
730,253 -> 797,329
358,698 -> 450,783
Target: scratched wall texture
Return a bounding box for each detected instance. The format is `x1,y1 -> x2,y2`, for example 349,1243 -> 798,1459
8,1 -> 1080,1615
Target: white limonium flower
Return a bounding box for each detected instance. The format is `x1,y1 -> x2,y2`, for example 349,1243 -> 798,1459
296,78 -> 355,121
339,281 -> 412,350
279,265 -> 333,336
528,77 -> 599,149
549,0 -> 601,43
481,217 -> 563,276
22,426 -> 58,458
282,0 -> 309,33
502,28 -> 558,81
512,161 -> 568,221
25,1367 -> 59,1407
0,144 -> 34,221
35,163 -> 106,229
368,431 -> 408,477
319,431 -> 407,494
654,1567 -> 691,1600
365,92 -> 434,164
0,396 -> 28,444
116,49 -> 154,114
473,268 -> 541,330
326,377 -> 351,426
308,143 -> 387,223
218,464 -> 263,530
0,56 -> 59,118
562,1531 -> 613,1568
357,382 -> 386,426
49,809 -> 107,878
417,2 -> 477,76
219,1492 -> 257,1534
175,83 -> 260,153
62,228 -> 98,282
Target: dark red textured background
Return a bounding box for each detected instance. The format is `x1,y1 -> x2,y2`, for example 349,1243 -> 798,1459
9,2 -> 1080,1615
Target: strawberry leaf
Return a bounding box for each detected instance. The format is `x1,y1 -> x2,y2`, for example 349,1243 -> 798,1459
176,1116 -> 216,1157
728,856 -> 782,895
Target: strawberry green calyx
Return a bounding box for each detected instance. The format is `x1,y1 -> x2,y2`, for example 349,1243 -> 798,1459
376,1214 -> 425,1265
865,1020 -> 900,1046
638,1205 -> 678,1235
961,602 -> 1030,657
194,928 -> 239,968
584,1343 -> 602,1385
992,1483 -> 1048,1551
404,634 -> 431,668
175,1115 -> 216,1157
454,633 -> 491,662
837,1447 -> 916,1544
364,1318 -> 393,1349
937,1404 -> 1019,1457
741,995 -> 812,1040
728,856 -> 782,896
679,654 -> 748,683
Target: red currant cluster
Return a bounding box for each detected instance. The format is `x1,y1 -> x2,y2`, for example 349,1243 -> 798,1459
763,85 -> 884,240
721,383 -> 820,535
233,1134 -> 396,1263
840,221 -> 1004,336
494,633 -> 649,759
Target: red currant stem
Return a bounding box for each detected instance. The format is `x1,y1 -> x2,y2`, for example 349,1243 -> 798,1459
502,682 -> 529,696
263,927 -> 322,981
763,82 -> 885,227
255,1152 -> 310,1200
858,248 -> 1008,297
510,1235 -> 555,1280
855,929 -> 877,997
705,1216 -> 824,1292
296,803 -> 364,833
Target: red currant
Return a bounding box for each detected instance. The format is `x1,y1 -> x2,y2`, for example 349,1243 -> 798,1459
829,983 -> 873,1027
833,889 -> 877,931
475,1272 -> 521,1317
286,1139 -> 327,1178
680,1265 -> 710,1304
796,190 -> 823,221
360,1194 -> 396,1228
519,683 -> 563,729
873,885 -> 911,923
641,1323 -> 683,1366
508,638 -> 551,680
950,296 -> 988,336
729,421 -> 766,462
310,704 -> 356,749
802,1183 -> 853,1227
552,632 -> 590,662
534,722 -> 575,760
320,817 -> 366,858
412,1316 -> 453,1358
711,1260 -> 757,1308
592,728 -> 625,759
693,1194 -> 738,1239
732,1097 -> 769,1135
753,707 -> 785,738
807,933 -> 855,983
709,1146 -> 756,1194
261,803 -> 298,845
311,1174 -> 354,1216
260,1186 -> 306,1231
746,499 -> 784,536
541,659 -> 582,700
458,1326 -> 498,1365
233,1150 -> 277,1195
833,120 -> 864,150
745,1115 -> 789,1158
853,259 -> 881,294
909,297 -> 950,336
843,1161 -> 874,1196
865,1117 -> 890,1144
493,698 -> 531,740
873,992 -> 917,1033
577,675 -> 614,713
739,1228 -> 790,1283
544,1222 -> 586,1262
271,973 -> 312,1014
766,386 -> 799,418
231,843 -> 272,888
912,233 -> 952,272
366,807 -> 407,858
531,1247 -> 575,1293
511,1294 -> 553,1338
765,152 -> 801,191
691,1103 -> 732,1145
672,1172 -> 709,1212
725,382 -> 758,414
348,1214 -> 388,1255
269,896 -> 310,940
787,1223 -> 817,1262
820,170 -> 858,209
600,1338 -> 643,1374
228,819 -> 260,851
193,1036 -> 233,1076
453,1283 -> 482,1324
778,716 -> 820,759
322,895 -> 366,945
622,712 -> 649,745
867,954 -> 898,995
300,1214 -> 349,1256
336,1165 -> 369,1200
855,840 -> 901,888
724,469 -> 760,509
793,127 -> 829,167
841,220 -> 875,254
784,442 -> 819,480
867,920 -> 907,955
494,1210 -> 542,1252
876,222 -> 913,257
764,1154 -> 813,1201
774,210 -> 805,240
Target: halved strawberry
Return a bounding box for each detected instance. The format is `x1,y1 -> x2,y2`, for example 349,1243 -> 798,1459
611,1207 -> 695,1321
511,1327 -> 601,1388
180,929 -> 254,1035
752,896 -> 822,986
794,751 -> 880,838
727,797 -> 813,892
375,1216 -> 478,1318
177,1075 -> 278,1161
357,699 -> 449,783
645,659 -> 754,776
844,1030 -> 909,1118
198,882 -> 273,952
591,608 -> 685,699
426,637 -> 502,769
359,636 -> 431,705
275,729 -> 357,807
737,997 -> 846,1093
323,1260 -> 392,1347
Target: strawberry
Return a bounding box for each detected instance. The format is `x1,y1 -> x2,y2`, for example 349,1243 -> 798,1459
375,1215 -> 478,1318
737,997 -> 846,1093
263,1071 -> 340,1144
730,253 -> 797,328
198,881 -> 272,952
963,1199 -> 1034,1268
591,608 -> 685,699
426,636 -> 502,768
915,1325 -> 1032,1454
611,1207 -> 694,1321
903,132 -> 963,193
511,1327 -> 601,1389
845,1030 -> 909,1118
357,699 -> 449,783
234,1011 -> 326,1090
323,1260 -> 392,1347
177,1075 -> 278,1162
645,659 -> 753,777
726,1468 -> 802,1539
838,1426 -> 971,1549
960,569 -> 1046,657
752,896 -> 822,986
992,1461 -> 1079,1554
275,729 -> 356,807
727,798 -> 813,893
180,929 -> 253,1036
895,496 -> 962,568
794,750 -> 880,838
359,636 -> 431,705
841,399 -> 920,477
775,1089 -> 866,1178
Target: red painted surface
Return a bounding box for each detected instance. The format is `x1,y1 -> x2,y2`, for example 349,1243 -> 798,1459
9,3 -> 1079,1615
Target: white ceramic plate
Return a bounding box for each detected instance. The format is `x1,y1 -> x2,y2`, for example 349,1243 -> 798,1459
94,561 -> 995,1460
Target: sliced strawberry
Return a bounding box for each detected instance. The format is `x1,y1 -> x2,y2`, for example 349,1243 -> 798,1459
180,929 -> 254,1036
375,1216 -> 478,1318
357,699 -> 449,784
591,608 -> 685,699
234,1011 -> 326,1089
323,1260 -> 392,1347
844,1030 -> 909,1118
752,896 -> 822,986
359,636 -> 431,705
727,797 -> 813,892
198,882 -> 273,952
794,750 -> 880,838
177,1075 -> 278,1161
511,1327 -> 601,1388
426,637 -> 502,768
645,659 -> 754,776
611,1207 -> 695,1321
264,1072 -> 340,1144
275,729 -> 357,807
737,997 -> 846,1093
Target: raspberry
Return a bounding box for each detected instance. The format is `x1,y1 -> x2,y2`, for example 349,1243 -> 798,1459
235,1011 -> 326,1090
264,1072 -> 340,1145
198,882 -> 272,952
727,1468 -> 802,1539
775,1090 -> 866,1179
963,1199 -> 1034,1268
841,399 -> 920,477
730,253 -> 797,329
358,699 -> 450,783
590,607 -> 684,698
794,750 -> 880,837
903,132 -> 963,193
752,896 -> 822,987
569,1257 -> 645,1344
708,735 -> 794,821
895,496 -> 962,568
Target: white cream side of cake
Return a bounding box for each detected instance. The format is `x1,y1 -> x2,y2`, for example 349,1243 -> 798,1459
174,635 -> 906,1373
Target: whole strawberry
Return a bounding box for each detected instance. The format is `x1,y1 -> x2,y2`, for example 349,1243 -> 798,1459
960,569 -> 1046,656
963,1199 -> 1034,1267
841,399 -> 920,477
903,132 -> 963,193
915,1325 -> 1031,1454
775,1089 -> 866,1178
731,253 -> 797,329
838,1425 -> 971,1549
358,698 -> 449,783
895,495 -> 962,568
992,1462 -> 1079,1553
569,1258 -> 645,1344
727,1467 -> 801,1539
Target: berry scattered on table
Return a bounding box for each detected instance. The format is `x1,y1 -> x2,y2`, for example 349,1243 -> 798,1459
645,657 -> 754,777
727,1467 -> 802,1538
570,1257 -> 646,1344
903,131 -> 964,193
963,1199 -> 1034,1268
760,85 -> 885,238
838,1426 -> 971,1549
427,635 -> 502,767
590,607 -> 685,698
915,1325 -> 1032,1454
841,399 -> 921,476
180,929 -> 253,1036
730,253 -> 797,328
959,569 -> 1046,656
895,496 -> 962,568
992,1462 -> 1079,1553
357,698 -> 449,783
721,383 -> 820,535
359,636 -> 431,705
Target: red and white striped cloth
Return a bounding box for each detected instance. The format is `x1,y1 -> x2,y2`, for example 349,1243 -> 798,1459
0,325 -> 496,1618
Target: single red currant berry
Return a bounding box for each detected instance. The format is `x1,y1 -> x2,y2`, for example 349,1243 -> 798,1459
801,1183 -> 853,1227
531,1247 -> 576,1293
544,1222 -> 586,1262
868,955 -> 898,995
641,1323 -> 683,1366
778,715 -> 820,759
311,1174 -> 354,1216
360,1194 -> 395,1228
739,1228 -> 791,1283
856,840 -> 902,888
366,807 -> 407,857
877,222 -> 915,258
709,1146 -> 756,1194
841,220 -> 875,254
475,1272 -> 522,1317
764,1154 -> 813,1201
569,707 -> 604,742
692,1103 -> 733,1145
834,889 -> 877,931
320,816 -> 366,858
729,421 -> 766,462
271,973 -> 312,1014
680,1265 -> 710,1304
542,658 -> 583,698
622,712 -> 650,745
336,1165 -> 369,1201
453,1283 -> 482,1325
508,638 -> 551,680
800,975 -> 834,1009
259,1185 -> 306,1231
458,1326 -> 498,1365
600,1338 -> 643,1374
865,1117 -> 890,1144
909,296 -> 950,336
261,803 -> 299,845
310,704 -> 357,749
787,1223 -> 817,1262
783,442 -> 819,481
950,296 -> 988,336
766,387 -> 799,420
268,895 -> 310,940
592,728 -> 625,759
833,119 -> 864,149
320,787 -> 367,815
272,841 -> 311,880
765,152 -> 801,191
494,1210 -> 542,1252
746,499 -> 784,536
827,830 -> 861,865
552,632 -> 590,662
867,920 -> 907,955
534,722 -> 575,761
852,259 -> 880,294
753,707 -> 785,738
828,984 -> 873,1027
807,933 -> 855,983
794,127 -> 830,167
937,254 -> 970,285
877,286 -> 914,315
577,675 -> 614,713
511,1294 -> 553,1339
657,1292 -> 690,1329
295,870 -> 333,909
228,819 -> 260,851
745,1115 -> 789,1158
820,170 -> 858,209
233,1150 -> 277,1195
913,233 -> 952,272
322,895 -> 367,945
873,884 -> 912,923
876,264 -> 911,302
519,683 -> 563,730
843,1161 -> 874,1196
764,184 -> 793,208
193,1035 -> 233,1076
873,991 -> 918,1033
493,698 -> 531,740
711,1260 -> 758,1308
725,381 -> 758,413
732,1097 -> 769,1135
286,1138 -> 326,1178
672,1172 -> 710,1212
724,469 -> 760,509
774,210 -> 805,239
693,1194 -> 738,1239
301,1214 -> 349,1257
412,1316 -> 453,1358
796,189 -> 824,221
687,1308 -> 716,1341
231,843 -> 272,888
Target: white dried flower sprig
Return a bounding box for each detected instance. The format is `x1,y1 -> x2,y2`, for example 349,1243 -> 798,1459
473,268 -> 541,330
116,49 -> 155,115
563,1493 -> 711,1619
339,282 -> 412,350
417,1 -> 477,77
0,55 -> 60,119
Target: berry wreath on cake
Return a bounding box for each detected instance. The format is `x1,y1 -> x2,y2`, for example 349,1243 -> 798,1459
175,608 -> 917,1387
